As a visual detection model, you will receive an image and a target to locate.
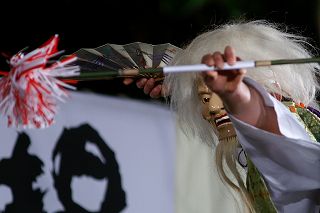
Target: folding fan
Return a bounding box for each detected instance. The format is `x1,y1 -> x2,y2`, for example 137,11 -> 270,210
70,42 -> 183,81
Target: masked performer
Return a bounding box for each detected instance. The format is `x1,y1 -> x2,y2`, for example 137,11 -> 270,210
128,20 -> 320,213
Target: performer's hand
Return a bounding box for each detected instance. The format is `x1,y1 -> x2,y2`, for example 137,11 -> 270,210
201,46 -> 281,135
123,78 -> 164,99
201,46 -> 247,98
201,46 -> 251,114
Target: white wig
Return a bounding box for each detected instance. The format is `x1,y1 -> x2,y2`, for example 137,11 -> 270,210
164,20 -> 320,146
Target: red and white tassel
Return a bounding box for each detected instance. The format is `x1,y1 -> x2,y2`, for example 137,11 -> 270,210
0,35 -> 79,128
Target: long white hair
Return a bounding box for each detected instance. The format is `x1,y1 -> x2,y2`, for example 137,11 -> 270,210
163,20 -> 320,212
164,19 -> 320,146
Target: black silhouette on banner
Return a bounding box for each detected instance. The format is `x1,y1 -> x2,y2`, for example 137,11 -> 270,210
53,124 -> 127,213
0,124 -> 126,213
0,133 -> 45,213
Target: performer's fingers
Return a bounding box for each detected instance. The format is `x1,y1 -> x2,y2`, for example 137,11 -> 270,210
201,53 -> 217,81
238,68 -> 247,75
201,53 -> 215,66
150,84 -> 163,98
143,78 -> 156,94
213,51 -> 224,69
224,46 -> 236,65
202,71 -> 218,88
136,78 -> 148,89
205,71 -> 218,80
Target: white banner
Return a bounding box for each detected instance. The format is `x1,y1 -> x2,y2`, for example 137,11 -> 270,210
0,91 -> 175,213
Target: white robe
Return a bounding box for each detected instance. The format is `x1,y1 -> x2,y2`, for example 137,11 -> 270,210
229,77 -> 320,213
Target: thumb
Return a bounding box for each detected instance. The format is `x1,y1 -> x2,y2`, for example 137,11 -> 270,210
123,78 -> 134,85
225,69 -> 246,92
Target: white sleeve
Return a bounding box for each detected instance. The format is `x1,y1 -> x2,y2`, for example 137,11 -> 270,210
228,77 -> 320,212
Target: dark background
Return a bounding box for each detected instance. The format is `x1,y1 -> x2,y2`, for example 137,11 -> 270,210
0,0 -> 319,101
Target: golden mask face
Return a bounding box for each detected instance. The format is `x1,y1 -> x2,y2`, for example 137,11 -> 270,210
197,79 -> 236,140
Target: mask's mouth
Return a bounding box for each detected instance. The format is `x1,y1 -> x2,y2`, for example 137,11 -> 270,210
212,113 -> 232,128
207,112 -> 236,140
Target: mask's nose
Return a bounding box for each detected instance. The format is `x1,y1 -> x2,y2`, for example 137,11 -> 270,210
208,96 -> 223,115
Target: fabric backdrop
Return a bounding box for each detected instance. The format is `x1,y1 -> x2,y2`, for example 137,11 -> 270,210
0,91 -> 175,213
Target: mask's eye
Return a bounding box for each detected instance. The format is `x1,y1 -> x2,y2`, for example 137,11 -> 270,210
202,97 -> 210,103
